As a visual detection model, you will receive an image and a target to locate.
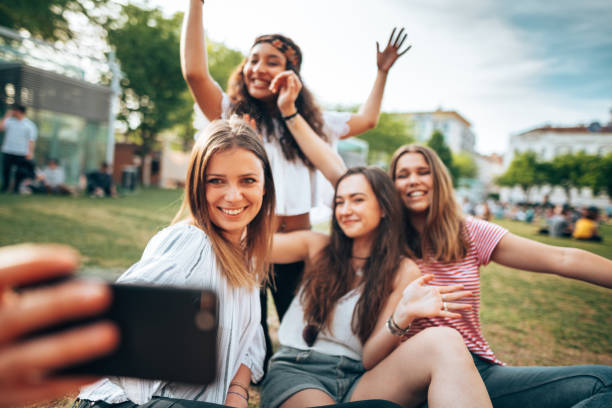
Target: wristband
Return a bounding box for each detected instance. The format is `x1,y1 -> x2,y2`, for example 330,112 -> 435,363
227,391 -> 248,401
229,382 -> 250,401
386,314 -> 411,337
282,111 -> 299,121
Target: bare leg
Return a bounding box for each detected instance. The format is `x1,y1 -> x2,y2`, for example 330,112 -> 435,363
351,327 -> 492,408
281,388 -> 336,408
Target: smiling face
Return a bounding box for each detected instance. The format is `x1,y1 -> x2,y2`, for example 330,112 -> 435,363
393,152 -> 434,214
334,174 -> 383,242
242,42 -> 287,101
205,147 -> 265,244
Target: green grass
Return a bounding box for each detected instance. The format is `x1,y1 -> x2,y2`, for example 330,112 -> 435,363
3,191 -> 610,407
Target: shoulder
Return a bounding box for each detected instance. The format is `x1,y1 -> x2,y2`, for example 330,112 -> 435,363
322,110 -> 351,140
142,222 -> 211,259
393,257 -> 421,289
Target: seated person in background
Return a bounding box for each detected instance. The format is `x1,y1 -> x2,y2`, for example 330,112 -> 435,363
573,206 -> 603,242
85,162 -> 117,197
36,158 -> 73,195
549,204 -> 572,238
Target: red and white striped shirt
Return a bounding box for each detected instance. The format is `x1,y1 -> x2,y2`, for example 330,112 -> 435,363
407,217 -> 508,365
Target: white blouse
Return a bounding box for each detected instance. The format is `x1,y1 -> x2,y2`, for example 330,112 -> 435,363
193,88 -> 351,216
79,223 -> 265,405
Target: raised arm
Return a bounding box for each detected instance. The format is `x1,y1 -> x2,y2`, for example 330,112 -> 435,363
271,71 -> 347,186
491,233 -> 612,288
270,230 -> 329,265
362,261 -> 472,369
343,27 -> 411,138
180,0 -> 224,120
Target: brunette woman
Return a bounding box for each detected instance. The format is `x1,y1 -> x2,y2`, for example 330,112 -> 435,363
261,167 -> 492,408
390,144 -> 612,408
76,118 -> 276,407
180,1 -> 411,359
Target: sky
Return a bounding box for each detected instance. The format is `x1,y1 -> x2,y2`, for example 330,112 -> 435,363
151,0 -> 612,155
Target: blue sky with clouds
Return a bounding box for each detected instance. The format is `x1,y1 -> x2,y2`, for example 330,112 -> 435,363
155,0 -> 612,154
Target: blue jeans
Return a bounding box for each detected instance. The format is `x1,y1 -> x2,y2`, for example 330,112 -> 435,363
472,353 -> 612,408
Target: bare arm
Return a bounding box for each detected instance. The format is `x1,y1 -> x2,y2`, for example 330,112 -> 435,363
343,27 -> 411,138
272,71 -> 347,186
26,140 -> 35,160
0,111 -> 11,131
362,261 -> 472,369
270,230 -> 329,265
224,364 -> 250,408
180,0 -> 223,120
491,233 -> 612,288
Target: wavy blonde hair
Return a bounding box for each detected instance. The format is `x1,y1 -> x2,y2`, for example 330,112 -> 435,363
173,118 -> 276,288
389,144 -> 468,262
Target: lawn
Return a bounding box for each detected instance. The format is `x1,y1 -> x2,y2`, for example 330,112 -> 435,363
2,189 -> 610,407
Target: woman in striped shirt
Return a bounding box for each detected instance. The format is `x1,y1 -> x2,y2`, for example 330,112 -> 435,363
390,144 -> 612,408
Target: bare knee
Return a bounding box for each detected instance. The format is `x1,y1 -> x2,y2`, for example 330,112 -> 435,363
410,327 -> 472,365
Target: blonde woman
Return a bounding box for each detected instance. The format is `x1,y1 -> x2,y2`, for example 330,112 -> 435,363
389,144 -> 612,408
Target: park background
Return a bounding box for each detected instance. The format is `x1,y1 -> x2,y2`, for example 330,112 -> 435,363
0,1 -> 611,407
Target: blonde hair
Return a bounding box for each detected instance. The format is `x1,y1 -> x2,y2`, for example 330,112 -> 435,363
389,144 -> 468,262
173,118 -> 276,288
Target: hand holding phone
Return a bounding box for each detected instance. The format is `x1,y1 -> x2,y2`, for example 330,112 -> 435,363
0,244 -> 119,408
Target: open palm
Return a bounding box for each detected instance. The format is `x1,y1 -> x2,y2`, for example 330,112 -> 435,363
377,27 -> 411,73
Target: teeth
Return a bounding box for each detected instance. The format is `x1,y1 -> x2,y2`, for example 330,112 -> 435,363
410,191 -> 424,197
222,208 -> 244,215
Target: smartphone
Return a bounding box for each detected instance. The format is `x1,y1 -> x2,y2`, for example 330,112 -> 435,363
23,281 -> 218,385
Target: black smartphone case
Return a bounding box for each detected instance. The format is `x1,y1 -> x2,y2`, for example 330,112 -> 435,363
56,284 -> 218,385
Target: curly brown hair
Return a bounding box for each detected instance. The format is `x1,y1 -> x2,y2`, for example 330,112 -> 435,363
300,167 -> 409,344
227,34 -> 325,168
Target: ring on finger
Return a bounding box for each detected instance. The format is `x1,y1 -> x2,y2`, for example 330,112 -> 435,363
442,302 -> 448,312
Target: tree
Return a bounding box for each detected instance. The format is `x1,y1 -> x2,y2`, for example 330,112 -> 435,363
427,130 -> 459,184
0,0 -> 109,42
496,151 -> 545,198
357,112 -> 413,163
548,153 -> 589,201
453,151 -> 478,180
106,5 -> 189,156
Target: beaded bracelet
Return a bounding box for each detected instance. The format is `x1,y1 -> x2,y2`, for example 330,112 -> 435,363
386,314 -> 411,337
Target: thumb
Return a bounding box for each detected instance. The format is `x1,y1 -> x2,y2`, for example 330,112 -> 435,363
376,41 -> 380,54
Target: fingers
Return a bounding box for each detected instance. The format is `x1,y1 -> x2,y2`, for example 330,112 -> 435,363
437,284 -> 465,293
393,27 -> 406,48
0,321 -> 119,382
440,290 -> 472,302
0,244 -> 79,289
0,377 -> 101,408
398,44 -> 412,57
269,71 -> 293,93
0,280 -> 113,344
387,27 -> 396,47
376,41 -> 380,54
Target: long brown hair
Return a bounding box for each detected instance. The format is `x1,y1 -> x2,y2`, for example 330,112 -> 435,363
173,117 -> 276,288
389,144 -> 468,262
300,167 -> 407,343
227,34 -> 325,168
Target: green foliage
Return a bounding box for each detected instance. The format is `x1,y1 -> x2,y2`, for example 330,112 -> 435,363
0,0 -> 109,42
497,151 -> 550,193
107,5 -> 188,155
357,112 -> 413,162
453,151 -> 478,180
207,39 -> 244,91
427,130 -> 459,184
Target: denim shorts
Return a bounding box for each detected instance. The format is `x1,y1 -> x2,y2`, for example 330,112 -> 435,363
261,346 -> 365,408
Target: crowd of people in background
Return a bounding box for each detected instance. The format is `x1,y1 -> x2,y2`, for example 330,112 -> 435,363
461,197 -> 608,242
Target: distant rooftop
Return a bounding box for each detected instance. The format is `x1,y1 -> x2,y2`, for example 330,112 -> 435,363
520,122 -> 612,135
398,108 -> 472,127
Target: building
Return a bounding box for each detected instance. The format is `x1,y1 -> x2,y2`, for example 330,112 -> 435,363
398,108 -> 476,153
504,120 -> 612,167
501,113 -> 612,206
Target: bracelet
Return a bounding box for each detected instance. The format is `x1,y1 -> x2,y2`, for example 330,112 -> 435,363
229,382 -> 250,400
386,314 -> 411,337
282,111 -> 299,121
227,391 -> 248,401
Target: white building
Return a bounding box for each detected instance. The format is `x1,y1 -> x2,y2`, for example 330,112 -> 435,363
502,116 -> 612,206
398,109 -> 476,153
